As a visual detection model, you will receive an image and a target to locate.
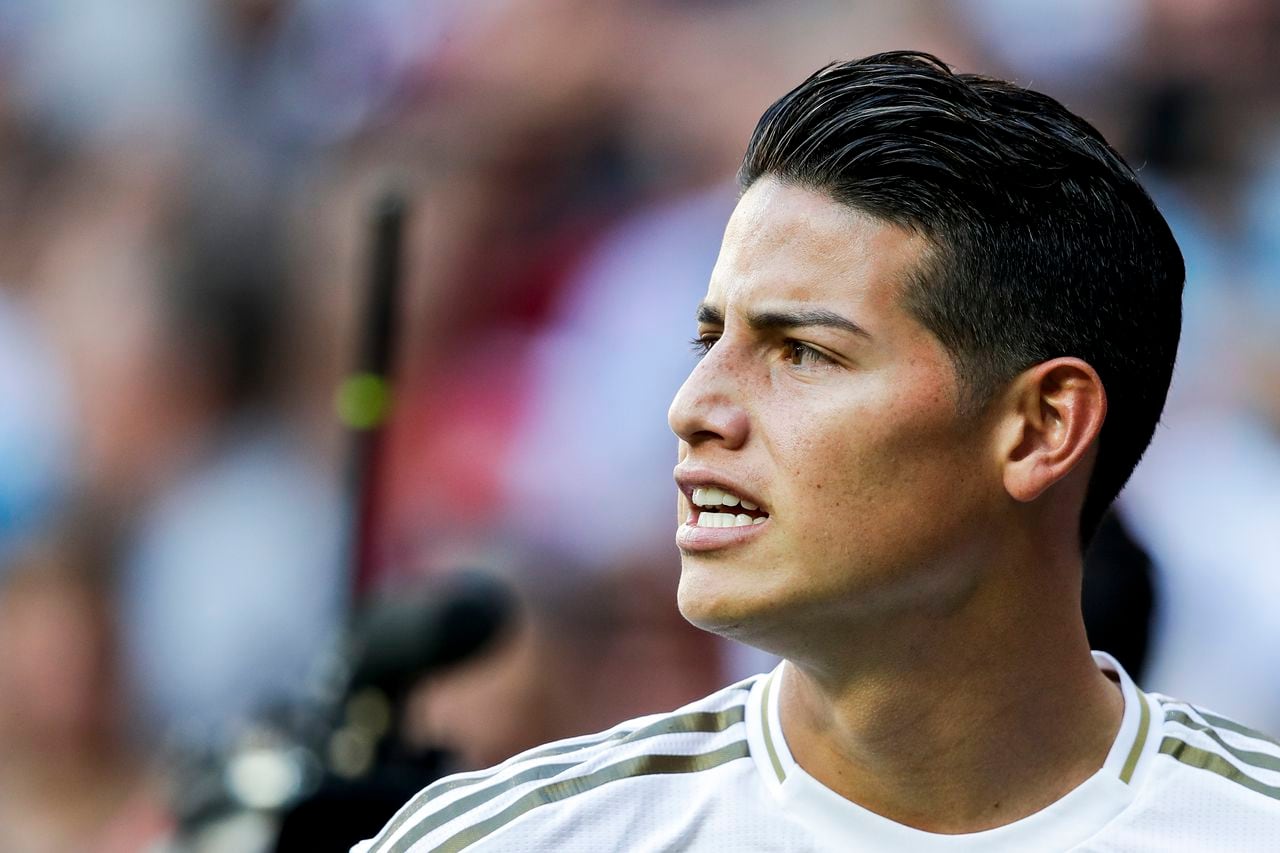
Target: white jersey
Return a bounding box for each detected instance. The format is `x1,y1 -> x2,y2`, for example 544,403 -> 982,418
355,653 -> 1280,852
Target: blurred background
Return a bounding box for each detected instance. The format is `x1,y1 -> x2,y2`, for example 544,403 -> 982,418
0,0 -> 1278,849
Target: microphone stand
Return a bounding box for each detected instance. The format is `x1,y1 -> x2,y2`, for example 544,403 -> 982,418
170,191 -> 424,852
342,188 -> 405,597
270,189 -> 445,851
169,188 -> 512,852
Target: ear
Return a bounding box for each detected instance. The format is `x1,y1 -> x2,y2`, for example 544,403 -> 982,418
999,358 -> 1107,503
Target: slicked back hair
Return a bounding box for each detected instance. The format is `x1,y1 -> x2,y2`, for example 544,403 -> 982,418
739,51 -> 1184,545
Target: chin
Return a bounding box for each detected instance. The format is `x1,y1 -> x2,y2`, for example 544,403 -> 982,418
676,564 -> 784,646
677,566 -> 742,631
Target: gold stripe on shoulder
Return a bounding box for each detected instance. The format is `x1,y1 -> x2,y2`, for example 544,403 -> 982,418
1163,710 -> 1280,774
1158,698 -> 1280,750
370,702 -> 747,853
1191,706 -> 1280,751
411,740 -> 751,853
618,705 -> 746,746
366,733 -> 621,850
1159,736 -> 1280,801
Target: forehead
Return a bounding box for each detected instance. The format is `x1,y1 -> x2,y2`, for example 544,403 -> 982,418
707,178 -> 930,323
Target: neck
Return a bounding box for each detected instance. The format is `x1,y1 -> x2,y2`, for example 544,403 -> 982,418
776,547 -> 1123,834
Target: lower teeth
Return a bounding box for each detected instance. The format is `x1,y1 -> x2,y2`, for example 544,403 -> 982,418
697,512 -> 765,528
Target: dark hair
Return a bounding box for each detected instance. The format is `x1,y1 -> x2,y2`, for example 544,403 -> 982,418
739,51 -> 1184,544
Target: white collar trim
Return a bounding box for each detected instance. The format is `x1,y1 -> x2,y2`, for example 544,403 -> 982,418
745,651 -> 1155,851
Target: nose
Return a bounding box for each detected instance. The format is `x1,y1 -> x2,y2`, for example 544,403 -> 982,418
668,344 -> 750,451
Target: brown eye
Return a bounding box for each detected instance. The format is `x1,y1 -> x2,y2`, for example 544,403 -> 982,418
785,340 -> 832,367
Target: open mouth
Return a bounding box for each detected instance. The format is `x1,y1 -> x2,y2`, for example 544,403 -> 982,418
688,486 -> 770,528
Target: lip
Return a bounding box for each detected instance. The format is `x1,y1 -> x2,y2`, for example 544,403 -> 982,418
676,516 -> 770,552
673,465 -> 770,553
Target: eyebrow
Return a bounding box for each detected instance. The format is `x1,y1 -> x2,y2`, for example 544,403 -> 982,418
696,302 -> 871,340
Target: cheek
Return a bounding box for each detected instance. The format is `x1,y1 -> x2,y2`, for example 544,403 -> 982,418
775,390 -> 981,527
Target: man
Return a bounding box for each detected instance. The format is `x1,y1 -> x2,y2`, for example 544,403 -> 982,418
357,51 -> 1280,852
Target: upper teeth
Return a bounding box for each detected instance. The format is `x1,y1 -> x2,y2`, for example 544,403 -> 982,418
692,486 -> 760,512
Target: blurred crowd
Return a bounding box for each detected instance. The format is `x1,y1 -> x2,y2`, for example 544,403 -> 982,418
1,0 -> 1278,850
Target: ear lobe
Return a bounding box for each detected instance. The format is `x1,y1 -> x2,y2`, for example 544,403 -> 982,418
1001,358 -> 1107,504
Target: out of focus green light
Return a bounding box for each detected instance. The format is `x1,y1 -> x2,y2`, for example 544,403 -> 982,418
336,373 -> 391,430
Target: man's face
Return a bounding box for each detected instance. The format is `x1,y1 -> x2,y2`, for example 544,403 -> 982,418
668,179 -> 1000,651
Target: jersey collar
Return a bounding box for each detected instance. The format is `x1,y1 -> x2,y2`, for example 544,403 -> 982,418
745,651 -> 1157,851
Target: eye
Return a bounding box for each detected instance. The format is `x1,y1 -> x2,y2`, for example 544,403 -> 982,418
786,340 -> 830,367
689,334 -> 719,357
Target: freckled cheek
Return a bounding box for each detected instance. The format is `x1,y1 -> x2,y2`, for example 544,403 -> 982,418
774,408 -> 961,523
769,419 -> 885,514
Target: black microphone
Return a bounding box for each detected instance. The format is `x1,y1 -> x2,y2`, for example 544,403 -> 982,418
350,570 -> 518,696
270,571 -> 519,853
